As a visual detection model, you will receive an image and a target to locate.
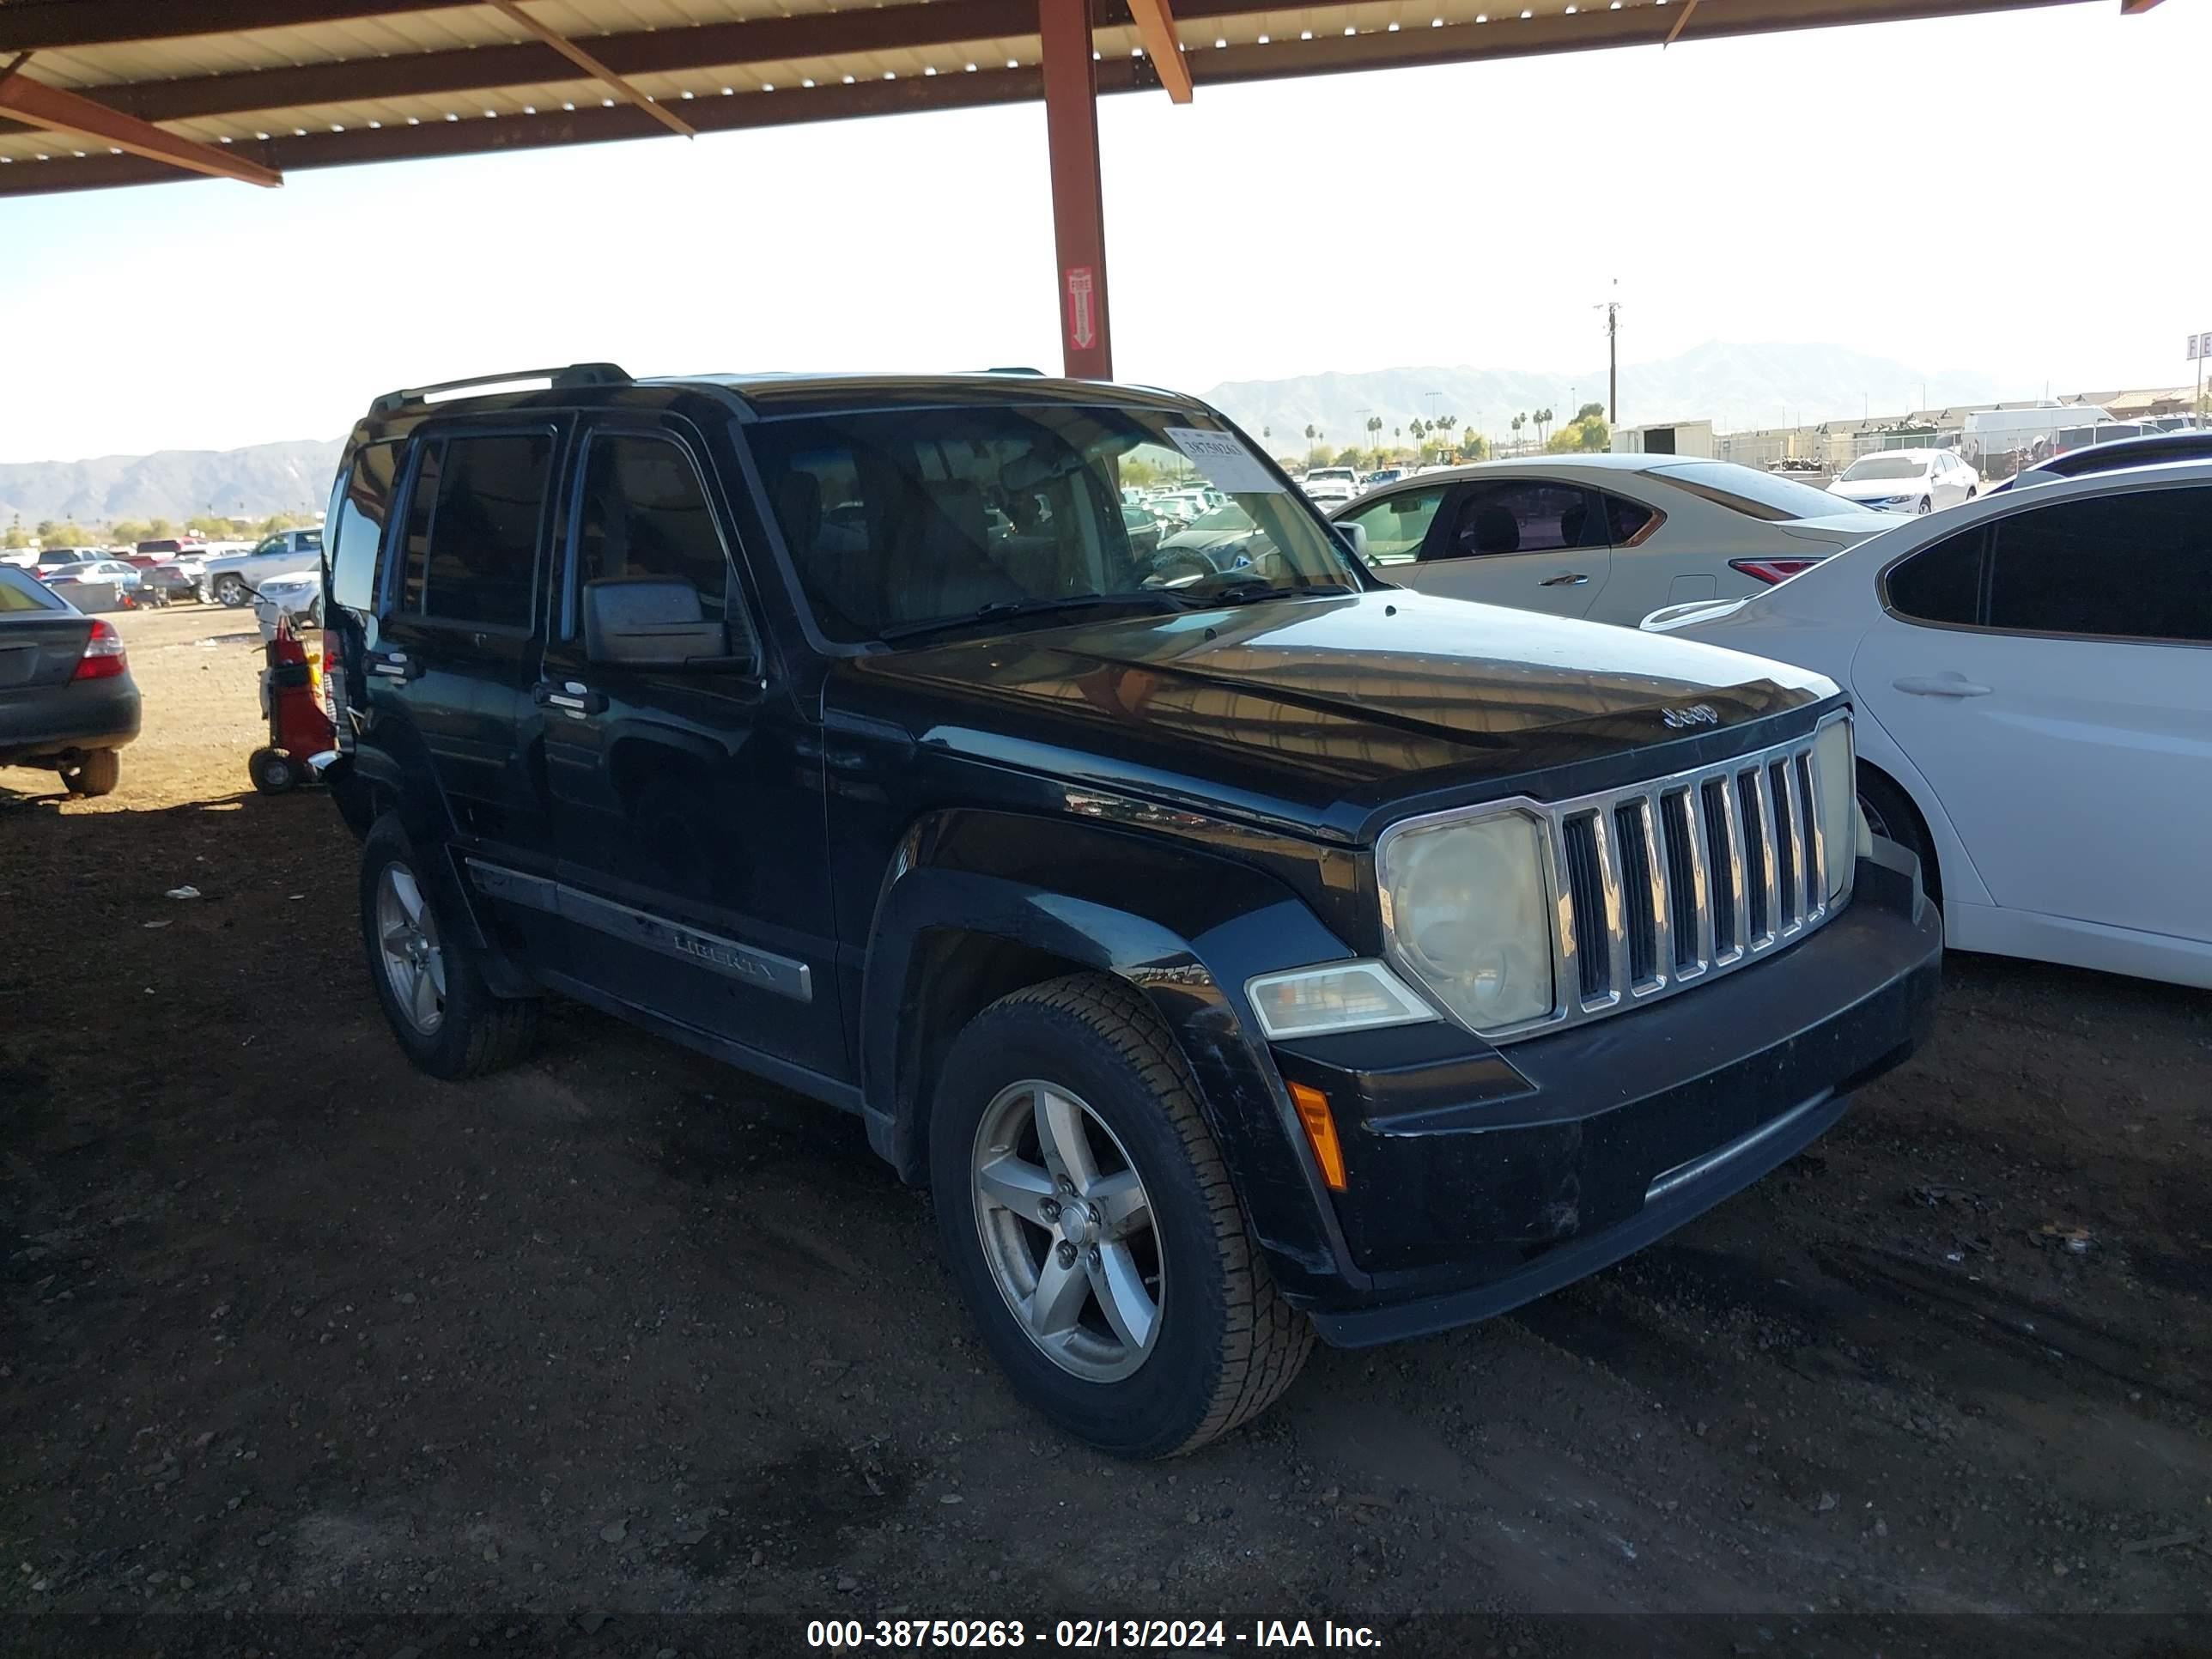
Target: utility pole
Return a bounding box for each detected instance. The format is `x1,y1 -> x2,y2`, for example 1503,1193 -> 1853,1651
1593,278 -> 1621,424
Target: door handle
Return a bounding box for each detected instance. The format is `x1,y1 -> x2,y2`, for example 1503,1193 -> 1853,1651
1540,573 -> 1590,587
533,679 -> 608,716
366,650 -> 423,682
1892,673 -> 1992,698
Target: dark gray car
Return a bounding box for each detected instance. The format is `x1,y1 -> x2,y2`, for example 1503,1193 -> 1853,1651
0,567 -> 141,798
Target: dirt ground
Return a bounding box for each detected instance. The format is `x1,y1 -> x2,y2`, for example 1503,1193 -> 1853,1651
3,605 -> 2207,1658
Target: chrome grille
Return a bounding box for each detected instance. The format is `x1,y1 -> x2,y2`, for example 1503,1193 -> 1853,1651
1543,725 -> 1846,1032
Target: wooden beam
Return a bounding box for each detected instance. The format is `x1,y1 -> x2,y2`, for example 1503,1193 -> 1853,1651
482,0 -> 696,138
1664,0 -> 1701,44
1125,0 -> 1194,101
0,54 -> 280,185
2119,0 -> 2162,12
0,0 -> 482,52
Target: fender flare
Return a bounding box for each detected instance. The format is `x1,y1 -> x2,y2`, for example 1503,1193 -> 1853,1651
860,814 -> 1367,1291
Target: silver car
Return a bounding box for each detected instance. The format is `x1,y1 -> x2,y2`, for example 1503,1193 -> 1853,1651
204,527 -> 324,607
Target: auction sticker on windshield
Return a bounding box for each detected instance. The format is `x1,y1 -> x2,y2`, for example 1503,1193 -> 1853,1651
1164,428 -> 1284,495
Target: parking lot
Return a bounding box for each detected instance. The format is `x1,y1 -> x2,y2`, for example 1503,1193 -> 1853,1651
0,604 -> 2203,1653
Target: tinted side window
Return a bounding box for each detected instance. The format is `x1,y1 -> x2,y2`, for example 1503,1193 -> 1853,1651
421,434 -> 551,630
1885,526 -> 1984,625
1603,493 -> 1656,544
0,568 -> 62,611
574,434 -> 728,624
1987,489 -> 2211,644
1441,482 -> 1599,559
1341,488 -> 1444,564
398,441 -> 441,615
327,440 -> 401,615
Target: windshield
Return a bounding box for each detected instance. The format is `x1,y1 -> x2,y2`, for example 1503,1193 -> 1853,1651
1306,468 -> 1357,483
1842,453 -> 1933,482
1185,502 -> 1256,533
1649,460 -> 1877,521
749,404 -> 1359,644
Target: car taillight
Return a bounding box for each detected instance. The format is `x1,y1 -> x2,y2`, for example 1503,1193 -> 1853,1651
1729,557 -> 1824,586
72,617 -> 128,679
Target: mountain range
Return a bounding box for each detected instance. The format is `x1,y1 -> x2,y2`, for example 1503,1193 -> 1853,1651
1203,342 -> 2012,453
0,437 -> 343,531
2,343 -> 2015,526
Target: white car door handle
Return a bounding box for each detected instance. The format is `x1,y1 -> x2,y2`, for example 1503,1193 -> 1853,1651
1892,673 -> 1992,698
1540,573 -> 1590,587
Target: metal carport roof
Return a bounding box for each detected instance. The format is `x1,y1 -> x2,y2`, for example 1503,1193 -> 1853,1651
0,0 -> 2142,198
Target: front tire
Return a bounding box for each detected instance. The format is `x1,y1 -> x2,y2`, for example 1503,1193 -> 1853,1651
1916,496 -> 1932,515
359,814 -> 539,1079
929,974 -> 1312,1458
215,575 -> 247,606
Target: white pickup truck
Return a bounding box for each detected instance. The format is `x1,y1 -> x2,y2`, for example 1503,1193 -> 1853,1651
202,527 -> 324,607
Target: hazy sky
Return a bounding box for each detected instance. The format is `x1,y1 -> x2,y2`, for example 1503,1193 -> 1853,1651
1,0 -> 2203,462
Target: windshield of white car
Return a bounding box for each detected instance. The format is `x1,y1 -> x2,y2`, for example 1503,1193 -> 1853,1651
1650,461 -> 1880,522
750,404 -> 1361,646
1842,454 -> 1934,482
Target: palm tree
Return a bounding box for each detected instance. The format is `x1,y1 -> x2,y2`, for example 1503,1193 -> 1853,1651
1304,424 -> 1316,445
1432,414 -> 1455,459
1366,415 -> 1383,456
1511,413 -> 1526,451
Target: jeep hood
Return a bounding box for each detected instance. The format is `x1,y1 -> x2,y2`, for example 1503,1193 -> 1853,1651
827,590 -> 1837,843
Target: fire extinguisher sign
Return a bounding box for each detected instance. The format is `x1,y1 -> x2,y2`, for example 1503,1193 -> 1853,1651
1065,266 -> 1097,352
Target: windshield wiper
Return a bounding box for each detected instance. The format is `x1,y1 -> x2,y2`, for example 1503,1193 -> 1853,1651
1168,578 -> 1354,608
876,592 -> 1179,645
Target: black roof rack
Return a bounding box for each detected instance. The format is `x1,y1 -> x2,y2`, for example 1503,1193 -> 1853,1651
369,362 -> 631,416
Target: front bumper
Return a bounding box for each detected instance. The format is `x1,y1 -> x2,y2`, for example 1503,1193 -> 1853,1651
1268,841 -> 1941,1346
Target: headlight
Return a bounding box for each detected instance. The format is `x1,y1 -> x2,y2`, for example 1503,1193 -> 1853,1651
1376,810 -> 1555,1035
1810,717 -> 1856,902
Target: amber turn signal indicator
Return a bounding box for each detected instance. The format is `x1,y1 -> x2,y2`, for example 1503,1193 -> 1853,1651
1288,1081 -> 1347,1191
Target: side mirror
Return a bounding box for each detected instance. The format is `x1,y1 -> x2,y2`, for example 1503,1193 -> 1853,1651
1332,520 -> 1370,563
583,577 -> 730,667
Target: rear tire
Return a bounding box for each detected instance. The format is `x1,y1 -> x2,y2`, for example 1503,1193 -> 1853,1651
1856,763 -> 1940,905
61,750 -> 119,799
928,973 -> 1313,1458
359,813 -> 539,1080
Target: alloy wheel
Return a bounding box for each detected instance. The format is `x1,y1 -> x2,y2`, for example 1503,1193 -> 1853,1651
970,1079 -> 1163,1382
375,861 -> 447,1035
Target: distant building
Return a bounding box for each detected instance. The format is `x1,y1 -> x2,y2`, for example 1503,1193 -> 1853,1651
1612,419 -> 1713,459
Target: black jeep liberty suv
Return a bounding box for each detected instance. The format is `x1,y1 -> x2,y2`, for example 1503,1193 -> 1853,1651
319,364 -> 1942,1457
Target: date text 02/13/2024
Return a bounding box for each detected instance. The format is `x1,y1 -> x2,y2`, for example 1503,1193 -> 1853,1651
804,1618 -> 1383,1650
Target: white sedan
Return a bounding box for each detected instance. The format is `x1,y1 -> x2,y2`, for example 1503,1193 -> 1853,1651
252,572 -> 324,639
1299,466 -> 1362,507
1642,459 -> 2212,990
1328,455 -> 1887,627
1826,447 -> 1980,514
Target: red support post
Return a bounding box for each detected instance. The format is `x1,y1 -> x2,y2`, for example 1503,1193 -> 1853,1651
1038,0 -> 1112,380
